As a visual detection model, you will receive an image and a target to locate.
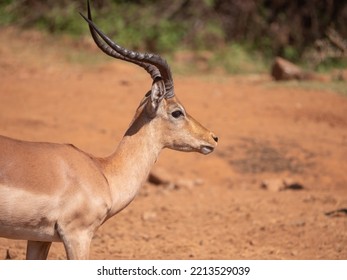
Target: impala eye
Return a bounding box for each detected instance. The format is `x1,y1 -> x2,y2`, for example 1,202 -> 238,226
171,110 -> 184,119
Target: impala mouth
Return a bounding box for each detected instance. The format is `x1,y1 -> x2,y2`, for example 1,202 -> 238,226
201,145 -> 215,155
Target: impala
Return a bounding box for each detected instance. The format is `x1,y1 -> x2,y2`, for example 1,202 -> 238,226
0,0 -> 218,260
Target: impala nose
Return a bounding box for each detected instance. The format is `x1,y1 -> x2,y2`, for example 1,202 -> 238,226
212,133 -> 218,143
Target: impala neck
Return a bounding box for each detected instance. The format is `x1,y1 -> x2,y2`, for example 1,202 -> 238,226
102,113 -> 162,218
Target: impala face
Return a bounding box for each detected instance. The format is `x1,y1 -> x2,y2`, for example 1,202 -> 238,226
128,78 -> 218,155
156,97 -> 218,154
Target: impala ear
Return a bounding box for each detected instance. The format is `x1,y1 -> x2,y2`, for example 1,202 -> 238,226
149,78 -> 166,114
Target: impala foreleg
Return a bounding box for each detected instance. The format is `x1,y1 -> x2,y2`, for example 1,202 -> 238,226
56,223 -> 92,260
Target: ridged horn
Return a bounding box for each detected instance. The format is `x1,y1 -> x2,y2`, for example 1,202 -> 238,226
80,0 -> 174,98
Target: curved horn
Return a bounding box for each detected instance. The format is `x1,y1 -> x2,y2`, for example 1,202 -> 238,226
80,0 -> 174,98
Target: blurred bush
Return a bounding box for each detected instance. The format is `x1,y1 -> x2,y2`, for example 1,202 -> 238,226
0,0 -> 346,70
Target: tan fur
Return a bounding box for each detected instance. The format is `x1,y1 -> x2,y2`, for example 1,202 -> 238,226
0,89 -> 217,259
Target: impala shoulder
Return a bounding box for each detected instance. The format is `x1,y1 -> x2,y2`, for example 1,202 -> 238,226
64,143 -> 109,186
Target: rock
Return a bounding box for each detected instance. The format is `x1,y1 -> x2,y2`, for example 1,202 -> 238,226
261,178 -> 304,192
176,179 -> 195,190
283,178 -> 304,190
148,167 -> 204,191
271,57 -> 305,81
261,178 -> 285,192
325,208 -> 347,217
271,56 -> 334,82
176,178 -> 204,190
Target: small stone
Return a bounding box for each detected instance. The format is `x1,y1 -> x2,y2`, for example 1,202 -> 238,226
325,208 -> 347,217
271,57 -> 304,81
194,178 -> 204,186
261,178 -> 304,192
142,211 -> 157,221
176,179 -> 195,190
261,179 -> 285,192
283,178 -> 304,190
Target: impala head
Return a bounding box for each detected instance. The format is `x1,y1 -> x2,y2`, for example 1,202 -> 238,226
80,0 -> 218,155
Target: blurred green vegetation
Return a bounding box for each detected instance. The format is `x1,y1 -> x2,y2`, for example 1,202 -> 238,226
266,80 -> 347,96
0,0 -> 346,74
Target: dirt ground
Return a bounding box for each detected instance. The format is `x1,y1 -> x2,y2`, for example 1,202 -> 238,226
0,27 -> 346,260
